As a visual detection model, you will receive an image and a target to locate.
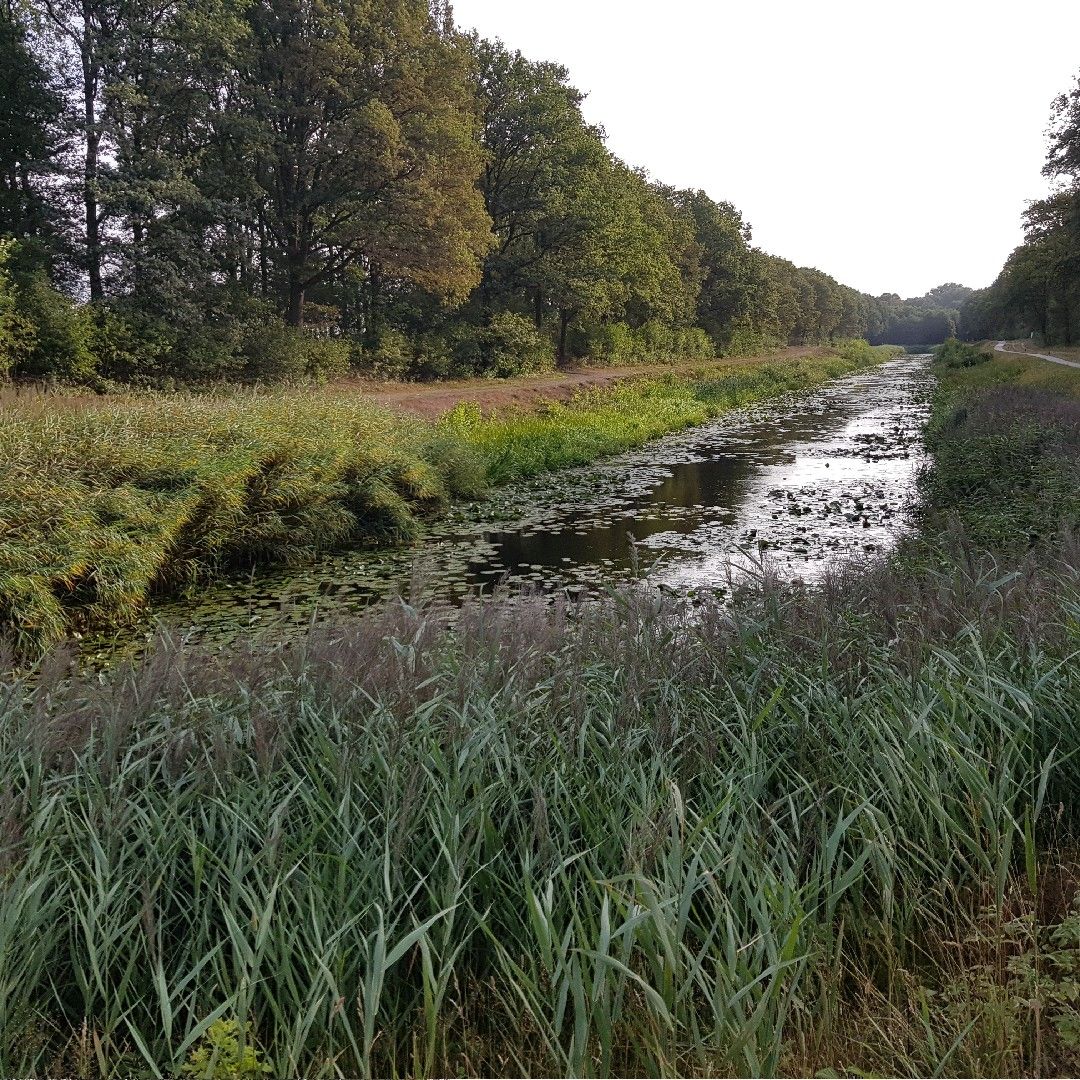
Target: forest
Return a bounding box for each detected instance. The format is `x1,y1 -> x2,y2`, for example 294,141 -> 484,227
961,75 -> 1080,344
1,0 -> 966,386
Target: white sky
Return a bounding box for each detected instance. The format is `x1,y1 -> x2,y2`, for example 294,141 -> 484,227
451,0 -> 1080,299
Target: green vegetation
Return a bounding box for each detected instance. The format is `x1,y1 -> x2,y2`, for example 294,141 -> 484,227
935,344 -> 1080,399
0,343 -> 895,655
920,343 -> 1080,553
1,1 -> 956,386
962,74 -> 1080,345
2,346 -> 1080,1078
933,337 -> 991,368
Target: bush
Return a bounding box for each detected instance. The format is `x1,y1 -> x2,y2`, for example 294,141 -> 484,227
0,240 -> 34,379
300,335 -> 350,381
361,328 -> 415,380
571,320 -> 715,365
0,254 -> 99,383
935,338 -> 991,368
91,304 -> 169,383
722,323 -> 782,357
574,320 -> 638,363
445,313 -> 553,377
239,322 -> 350,383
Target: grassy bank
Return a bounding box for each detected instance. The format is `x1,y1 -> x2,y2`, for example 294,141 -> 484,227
0,341 -> 896,655
920,340 -> 1080,550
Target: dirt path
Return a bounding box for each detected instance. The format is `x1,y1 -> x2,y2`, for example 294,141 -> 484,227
995,340 -> 1080,370
339,346 -> 829,419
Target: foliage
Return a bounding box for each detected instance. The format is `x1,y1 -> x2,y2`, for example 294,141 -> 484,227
0,243 -> 99,382
568,319 -> 712,364
238,324 -> 351,383
962,71 -> 1080,346
933,337 -> 990,368
922,352 -> 1080,551
182,1020 -> 271,1079
242,0 -> 492,327
1,0 -> 971,383
0,240 -> 34,378
0,5 -> 63,249
1,492 -> 1079,1076
444,312 -> 554,377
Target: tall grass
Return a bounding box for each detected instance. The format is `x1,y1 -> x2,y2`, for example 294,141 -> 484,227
1,537 -> 1078,1078
0,343 -> 896,654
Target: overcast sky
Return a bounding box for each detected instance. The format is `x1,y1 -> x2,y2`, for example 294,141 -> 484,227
451,0 -> 1080,299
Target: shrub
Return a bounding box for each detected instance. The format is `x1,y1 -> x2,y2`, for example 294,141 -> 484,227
1,265 -> 99,383
90,304 -> 170,383
239,322 -> 350,383
0,240 -> 34,379
181,1020 -> 271,1079
573,320 -> 637,363
722,323 -> 781,357
672,325 -> 713,359
300,335 -> 350,381
572,320 -> 716,365
361,328 -> 415,380
935,337 -> 991,368
442,313 -> 553,377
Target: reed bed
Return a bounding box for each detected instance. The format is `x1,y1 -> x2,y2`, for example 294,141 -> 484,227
0,344 -> 893,655
1,534 -> 1078,1078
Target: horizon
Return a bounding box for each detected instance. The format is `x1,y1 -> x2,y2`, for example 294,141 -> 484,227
451,0 -> 1080,298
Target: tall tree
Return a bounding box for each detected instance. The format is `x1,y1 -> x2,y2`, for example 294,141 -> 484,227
243,0 -> 491,327
41,0 -> 118,299
662,188 -> 753,345
472,37 -> 600,323
0,2 -> 64,255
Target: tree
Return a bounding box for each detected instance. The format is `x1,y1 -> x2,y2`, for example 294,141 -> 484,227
663,188 -> 753,345
1046,73 -> 1080,183
242,0 -> 491,327
41,0 -> 118,299
0,3 -> 64,254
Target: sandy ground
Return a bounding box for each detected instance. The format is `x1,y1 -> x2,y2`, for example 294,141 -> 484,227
338,346 -> 829,419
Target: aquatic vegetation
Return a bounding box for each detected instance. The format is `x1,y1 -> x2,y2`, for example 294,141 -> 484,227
0,344 -> 897,655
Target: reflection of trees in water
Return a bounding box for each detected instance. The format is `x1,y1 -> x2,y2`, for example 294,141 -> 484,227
467,454 -> 757,581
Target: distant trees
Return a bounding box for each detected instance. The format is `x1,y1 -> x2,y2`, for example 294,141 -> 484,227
962,72 -> 1080,345
0,0 -> 963,384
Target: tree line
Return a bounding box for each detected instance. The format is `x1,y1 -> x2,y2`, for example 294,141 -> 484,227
0,0 -> 967,384
961,72 -> 1080,345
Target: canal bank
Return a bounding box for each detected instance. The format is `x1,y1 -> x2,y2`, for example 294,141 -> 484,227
89,352 -> 931,658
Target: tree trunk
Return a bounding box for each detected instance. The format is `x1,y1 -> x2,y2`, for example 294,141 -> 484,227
82,37 -> 103,302
365,262 -> 383,348
287,272 -> 305,326
557,309 -> 572,367
534,289 -> 543,330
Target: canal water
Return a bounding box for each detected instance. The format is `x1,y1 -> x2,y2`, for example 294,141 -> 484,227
101,353 -> 932,654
